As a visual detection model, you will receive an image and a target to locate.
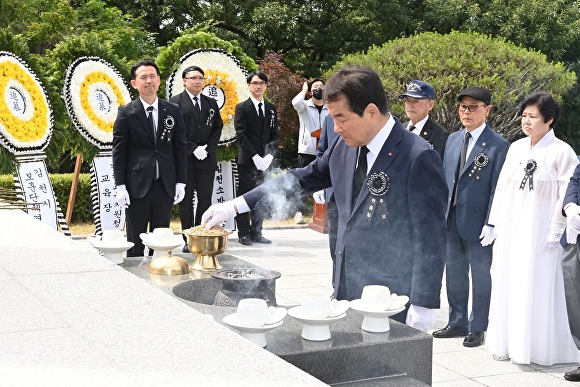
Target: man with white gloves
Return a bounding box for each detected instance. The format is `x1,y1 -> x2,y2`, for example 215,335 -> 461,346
113,60 -> 187,257
434,87 -> 509,347
560,165 -> 580,382
233,71 -> 279,246
203,66 -> 448,333
169,65 -> 223,252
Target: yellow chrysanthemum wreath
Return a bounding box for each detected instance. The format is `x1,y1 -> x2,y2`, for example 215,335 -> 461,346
0,55 -> 52,152
204,69 -> 238,126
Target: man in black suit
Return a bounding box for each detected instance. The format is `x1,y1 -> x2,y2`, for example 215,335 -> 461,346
203,66 -> 448,332
399,80 -> 448,160
169,66 -> 223,252
234,71 -> 279,246
113,60 -> 187,257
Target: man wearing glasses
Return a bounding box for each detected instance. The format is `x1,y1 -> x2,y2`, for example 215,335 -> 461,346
170,66 -> 223,252
233,71 -> 279,246
399,80 -> 448,160
433,87 -> 509,347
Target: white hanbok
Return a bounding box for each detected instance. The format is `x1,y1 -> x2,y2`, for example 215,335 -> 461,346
486,130 -> 580,365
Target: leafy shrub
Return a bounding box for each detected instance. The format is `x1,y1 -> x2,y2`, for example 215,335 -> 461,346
330,31 -> 576,141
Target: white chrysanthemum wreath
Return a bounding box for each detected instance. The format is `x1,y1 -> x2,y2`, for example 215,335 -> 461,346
63,57 -> 131,148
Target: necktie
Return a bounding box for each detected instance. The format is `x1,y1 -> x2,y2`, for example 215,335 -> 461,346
193,96 -> 200,111
146,106 -> 159,179
453,131 -> 471,205
146,106 -> 156,141
408,125 -> 416,132
258,102 -> 264,119
458,131 -> 472,175
352,146 -> 369,208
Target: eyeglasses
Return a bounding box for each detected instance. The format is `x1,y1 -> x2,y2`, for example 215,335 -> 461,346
250,81 -> 266,86
185,76 -> 205,81
459,104 -> 486,112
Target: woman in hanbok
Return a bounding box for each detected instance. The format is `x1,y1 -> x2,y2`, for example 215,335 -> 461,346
486,91 -> 580,365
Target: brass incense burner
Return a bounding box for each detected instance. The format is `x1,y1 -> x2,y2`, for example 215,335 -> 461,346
183,227 -> 232,272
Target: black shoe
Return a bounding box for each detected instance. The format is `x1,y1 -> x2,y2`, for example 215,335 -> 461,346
432,325 -> 468,338
564,367 -> 580,382
182,245 -> 189,253
239,235 -> 253,246
251,235 -> 272,244
463,332 -> 484,347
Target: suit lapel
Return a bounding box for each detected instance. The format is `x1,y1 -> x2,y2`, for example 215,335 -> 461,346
461,125 -> 491,175
350,121 -> 403,215
134,100 -> 155,144
157,100 -> 168,143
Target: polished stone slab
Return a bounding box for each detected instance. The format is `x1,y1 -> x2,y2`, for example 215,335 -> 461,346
124,253 -> 433,386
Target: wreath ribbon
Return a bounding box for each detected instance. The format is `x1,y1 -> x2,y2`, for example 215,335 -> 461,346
365,172 -> 390,223
520,159 -> 537,190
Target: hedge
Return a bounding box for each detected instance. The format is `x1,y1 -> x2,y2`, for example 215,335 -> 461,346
0,173 -> 180,224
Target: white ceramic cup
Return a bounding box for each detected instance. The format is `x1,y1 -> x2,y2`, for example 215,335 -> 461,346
301,292 -> 332,319
101,230 -> 125,244
361,285 -> 392,311
236,298 -> 269,327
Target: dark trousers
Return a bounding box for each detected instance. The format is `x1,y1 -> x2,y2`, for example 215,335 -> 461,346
562,243 -> 580,349
445,206 -> 492,332
125,178 -> 173,257
178,162 -> 215,241
235,163 -> 266,238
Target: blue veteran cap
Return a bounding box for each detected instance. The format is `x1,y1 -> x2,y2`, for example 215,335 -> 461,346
399,80 -> 435,100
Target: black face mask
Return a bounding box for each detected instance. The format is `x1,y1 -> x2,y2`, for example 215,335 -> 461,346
312,88 -> 323,100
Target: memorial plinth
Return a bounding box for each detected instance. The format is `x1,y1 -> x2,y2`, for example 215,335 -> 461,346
124,254 -> 433,386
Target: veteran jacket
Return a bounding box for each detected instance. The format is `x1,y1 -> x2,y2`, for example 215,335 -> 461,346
403,117 -> 449,160
443,125 -> 509,241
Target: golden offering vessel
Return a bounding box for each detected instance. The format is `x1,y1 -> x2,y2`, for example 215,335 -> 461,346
183,226 -> 232,272
148,250 -> 191,276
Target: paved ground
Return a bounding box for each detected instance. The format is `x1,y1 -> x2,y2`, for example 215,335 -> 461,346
225,226 -> 580,387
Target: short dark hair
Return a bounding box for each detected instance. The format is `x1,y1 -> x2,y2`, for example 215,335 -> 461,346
246,71 -> 268,84
324,66 -> 389,116
182,65 -> 204,79
308,78 -> 324,92
518,91 -> 560,128
130,60 -> 160,80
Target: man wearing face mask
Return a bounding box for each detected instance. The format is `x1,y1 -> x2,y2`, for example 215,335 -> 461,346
292,79 -> 329,223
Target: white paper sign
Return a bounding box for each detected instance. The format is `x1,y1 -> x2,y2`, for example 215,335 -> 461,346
91,154 -> 125,233
16,159 -> 58,229
210,161 -> 236,230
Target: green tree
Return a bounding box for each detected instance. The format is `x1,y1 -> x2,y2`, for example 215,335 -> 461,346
331,31 -> 576,141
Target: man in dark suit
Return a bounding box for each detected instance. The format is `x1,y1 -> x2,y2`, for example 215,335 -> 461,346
560,165 -> 580,381
433,87 -> 509,347
202,66 -> 448,332
234,71 -> 279,246
169,65 -> 223,252
399,80 -> 448,160
113,60 -> 187,257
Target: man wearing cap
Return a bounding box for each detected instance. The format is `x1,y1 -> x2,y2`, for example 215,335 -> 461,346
399,80 -> 449,159
433,86 -> 509,347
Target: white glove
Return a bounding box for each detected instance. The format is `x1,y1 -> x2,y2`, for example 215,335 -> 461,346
565,204 -> 580,230
193,145 -> 208,160
173,183 -> 186,204
262,154 -> 274,170
115,185 -> 130,209
547,231 -> 563,249
313,190 -> 326,204
479,225 -> 496,246
567,223 -> 580,244
252,154 -> 267,171
405,304 -> 435,332
201,201 -> 237,228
